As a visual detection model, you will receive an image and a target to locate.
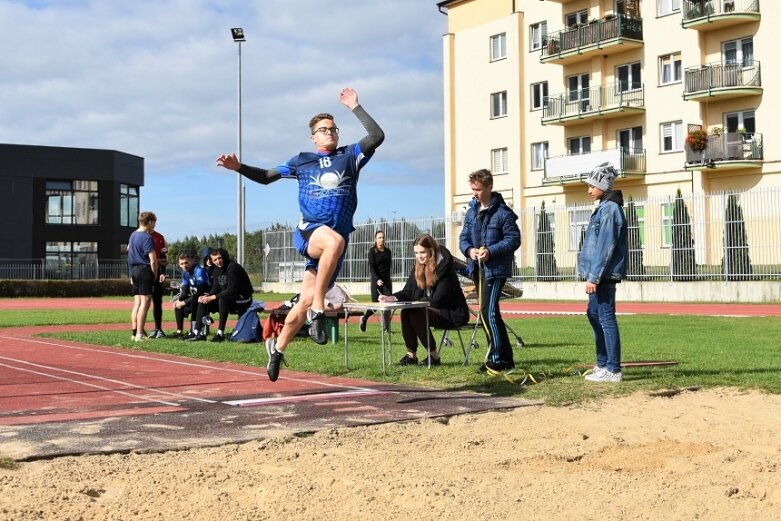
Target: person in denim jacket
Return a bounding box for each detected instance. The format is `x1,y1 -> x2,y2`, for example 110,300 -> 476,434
578,162 -> 628,383
459,169 -> 521,373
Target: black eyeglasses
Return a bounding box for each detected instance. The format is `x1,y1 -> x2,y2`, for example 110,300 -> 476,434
313,126 -> 339,135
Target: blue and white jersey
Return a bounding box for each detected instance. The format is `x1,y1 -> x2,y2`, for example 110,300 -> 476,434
277,142 -> 372,236
181,265 -> 211,296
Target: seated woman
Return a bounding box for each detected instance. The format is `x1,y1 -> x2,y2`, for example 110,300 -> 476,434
379,234 -> 469,366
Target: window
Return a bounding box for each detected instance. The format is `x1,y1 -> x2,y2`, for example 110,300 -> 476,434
661,121 -> 683,152
661,203 -> 674,248
46,241 -> 99,278
491,148 -> 509,174
491,91 -> 507,119
629,204 -> 646,248
120,184 -> 139,227
724,109 -> 755,134
569,136 -> 591,155
658,0 -> 681,16
616,62 -> 642,92
568,73 -> 590,111
618,126 -> 643,152
565,10 -> 588,28
570,208 -> 592,251
530,81 -> 548,111
659,53 -> 682,85
723,37 -> 753,67
46,180 -> 99,225
531,142 -> 548,171
530,21 -> 547,51
490,33 -> 506,61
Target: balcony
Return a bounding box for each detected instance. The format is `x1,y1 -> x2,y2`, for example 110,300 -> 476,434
542,83 -> 645,126
543,148 -> 646,186
682,0 -> 761,31
541,15 -> 643,66
684,132 -> 763,170
684,61 -> 762,101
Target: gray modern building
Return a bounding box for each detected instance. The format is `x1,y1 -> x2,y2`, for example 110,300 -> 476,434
0,143 -> 144,276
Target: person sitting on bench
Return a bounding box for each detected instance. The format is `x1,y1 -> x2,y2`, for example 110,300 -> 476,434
186,248 -> 253,343
379,234 -> 469,366
171,253 -> 212,338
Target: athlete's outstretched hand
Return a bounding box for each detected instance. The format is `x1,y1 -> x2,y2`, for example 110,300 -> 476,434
216,153 -> 241,171
339,88 -> 359,110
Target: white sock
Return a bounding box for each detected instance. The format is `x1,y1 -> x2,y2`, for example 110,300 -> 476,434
217,329 -> 223,335
192,329 -> 200,335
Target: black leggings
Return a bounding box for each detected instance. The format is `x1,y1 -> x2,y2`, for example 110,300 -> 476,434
152,276 -> 164,330
174,303 -> 194,331
399,307 -> 457,354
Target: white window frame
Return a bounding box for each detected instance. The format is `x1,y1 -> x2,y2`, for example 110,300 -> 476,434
531,142 -> 548,171
569,136 -> 591,155
491,91 -> 508,119
490,33 -> 507,62
616,61 -> 642,93
491,148 -> 509,175
661,202 -> 674,248
570,208 -> 592,252
530,21 -> 547,51
618,126 -> 643,153
530,81 -> 548,111
565,10 -> 589,28
659,53 -> 682,85
658,0 -> 681,16
660,121 -> 683,153
723,37 -> 754,67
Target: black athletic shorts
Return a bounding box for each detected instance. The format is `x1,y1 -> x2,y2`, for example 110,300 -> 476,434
130,264 -> 155,295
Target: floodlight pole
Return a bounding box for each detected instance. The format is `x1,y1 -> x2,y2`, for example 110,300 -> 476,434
233,29 -> 246,265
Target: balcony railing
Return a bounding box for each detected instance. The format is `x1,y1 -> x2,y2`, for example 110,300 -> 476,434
541,15 -> 643,62
685,132 -> 763,167
682,0 -> 761,29
544,148 -> 646,185
684,61 -> 761,100
542,83 -> 644,125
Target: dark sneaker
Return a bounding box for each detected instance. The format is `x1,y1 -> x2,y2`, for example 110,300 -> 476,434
485,360 -> 516,372
152,329 -> 166,339
267,351 -> 286,382
185,333 -> 206,342
420,356 -> 441,367
359,315 -> 368,333
308,312 -> 328,345
398,354 -> 419,366
168,331 -> 182,339
476,363 -> 488,373
210,333 -> 225,343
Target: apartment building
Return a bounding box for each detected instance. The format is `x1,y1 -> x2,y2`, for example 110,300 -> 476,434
437,0 -> 779,294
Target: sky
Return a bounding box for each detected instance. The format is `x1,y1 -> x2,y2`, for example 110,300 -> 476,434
0,0 -> 448,241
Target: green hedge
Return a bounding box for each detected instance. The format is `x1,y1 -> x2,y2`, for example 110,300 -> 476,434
0,279 -> 138,298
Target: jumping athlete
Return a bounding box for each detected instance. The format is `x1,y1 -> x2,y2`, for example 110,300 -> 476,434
216,87 -> 384,382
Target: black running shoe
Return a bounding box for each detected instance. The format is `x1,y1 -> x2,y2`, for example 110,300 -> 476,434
308,312 -> 328,345
210,333 -> 225,343
267,351 -> 285,382
485,360 -> 515,372
420,356 -> 442,367
476,363 -> 488,373
185,332 -> 206,342
398,354 -> 419,366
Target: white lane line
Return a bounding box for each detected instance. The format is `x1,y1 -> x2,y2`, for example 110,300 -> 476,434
0,361 -> 182,408
0,355 -> 217,405
0,335 -> 381,393
224,389 -> 389,407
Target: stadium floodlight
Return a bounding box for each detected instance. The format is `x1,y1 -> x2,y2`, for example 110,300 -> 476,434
231,28 -> 246,264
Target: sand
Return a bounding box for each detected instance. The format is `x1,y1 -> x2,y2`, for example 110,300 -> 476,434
1,387 -> 779,521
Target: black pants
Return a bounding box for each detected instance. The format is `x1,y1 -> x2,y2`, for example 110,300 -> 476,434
399,307 -> 457,355
174,303 -> 194,331
152,276 -> 164,330
195,295 -> 251,331
480,277 -> 513,365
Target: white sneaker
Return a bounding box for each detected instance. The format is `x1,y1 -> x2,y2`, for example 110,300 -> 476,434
585,369 -> 623,382
586,365 -> 607,378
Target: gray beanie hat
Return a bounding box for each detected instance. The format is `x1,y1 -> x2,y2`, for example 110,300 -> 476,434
586,162 -> 617,192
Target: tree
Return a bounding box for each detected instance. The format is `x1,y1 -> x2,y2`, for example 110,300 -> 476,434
721,193 -> 752,280
626,196 -> 645,279
671,189 -> 696,280
535,201 -> 558,280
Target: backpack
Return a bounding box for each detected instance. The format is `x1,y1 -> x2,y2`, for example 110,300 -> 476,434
229,301 -> 265,343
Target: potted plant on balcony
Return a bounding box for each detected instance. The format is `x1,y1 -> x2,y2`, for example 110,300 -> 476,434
685,129 -> 709,151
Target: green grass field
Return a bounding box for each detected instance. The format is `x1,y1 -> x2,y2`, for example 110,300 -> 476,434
5,299 -> 780,405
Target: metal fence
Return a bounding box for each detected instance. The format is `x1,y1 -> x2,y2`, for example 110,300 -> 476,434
262,186 -> 781,284
3,187 -> 780,283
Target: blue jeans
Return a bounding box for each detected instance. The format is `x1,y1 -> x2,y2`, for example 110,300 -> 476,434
586,281 -> 622,373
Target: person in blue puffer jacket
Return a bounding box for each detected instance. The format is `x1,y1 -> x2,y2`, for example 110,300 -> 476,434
577,162 -> 628,383
459,169 -> 521,373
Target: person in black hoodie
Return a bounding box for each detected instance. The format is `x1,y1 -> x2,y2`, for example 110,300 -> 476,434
186,248 -> 253,342
379,234 -> 469,366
